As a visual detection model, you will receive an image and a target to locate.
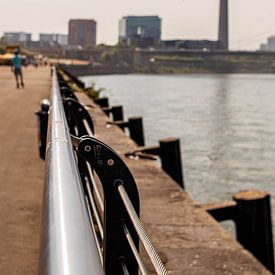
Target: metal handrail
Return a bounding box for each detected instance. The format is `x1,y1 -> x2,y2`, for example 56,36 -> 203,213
39,68 -> 104,275
57,68 -> 168,274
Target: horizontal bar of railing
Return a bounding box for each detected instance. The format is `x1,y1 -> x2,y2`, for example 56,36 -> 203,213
122,222 -> 148,275
85,196 -> 103,264
120,258 -> 130,275
86,161 -> 104,212
39,68 -> 104,275
117,183 -> 168,275
85,176 -> 104,239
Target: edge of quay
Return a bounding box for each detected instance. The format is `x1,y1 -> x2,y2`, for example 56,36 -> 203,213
64,76 -> 271,274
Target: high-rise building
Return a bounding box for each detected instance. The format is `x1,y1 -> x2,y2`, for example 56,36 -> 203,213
39,33 -> 68,46
68,19 -> 96,48
3,32 -> 32,43
259,36 -> 275,52
218,0 -> 229,50
119,16 -> 161,47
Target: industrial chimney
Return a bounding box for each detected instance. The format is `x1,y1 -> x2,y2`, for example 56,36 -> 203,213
218,0 -> 229,50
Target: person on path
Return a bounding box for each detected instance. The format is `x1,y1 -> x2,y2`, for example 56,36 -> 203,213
11,50 -> 25,89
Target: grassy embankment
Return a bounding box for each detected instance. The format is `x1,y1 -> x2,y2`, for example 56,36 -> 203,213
135,54 -> 275,74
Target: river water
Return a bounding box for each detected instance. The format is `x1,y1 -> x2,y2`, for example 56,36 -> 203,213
81,74 -> 275,227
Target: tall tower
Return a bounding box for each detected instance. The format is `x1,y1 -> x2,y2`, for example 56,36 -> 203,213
218,0 -> 229,50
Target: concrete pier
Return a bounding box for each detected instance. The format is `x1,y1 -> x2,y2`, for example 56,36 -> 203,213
76,90 -> 271,274
0,65 -> 271,274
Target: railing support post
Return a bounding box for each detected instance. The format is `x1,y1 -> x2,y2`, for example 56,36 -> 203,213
233,190 -> 274,273
35,99 -> 50,160
159,138 -> 184,189
128,117 -> 145,146
78,137 -> 140,275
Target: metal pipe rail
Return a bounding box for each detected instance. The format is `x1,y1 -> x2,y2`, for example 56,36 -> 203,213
56,68 -> 169,275
39,68 -> 104,275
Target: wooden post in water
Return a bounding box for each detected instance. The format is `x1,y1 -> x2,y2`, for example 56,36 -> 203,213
233,190 -> 274,273
95,97 -> 109,108
112,105 -> 124,121
128,117 -> 145,146
159,138 -> 184,189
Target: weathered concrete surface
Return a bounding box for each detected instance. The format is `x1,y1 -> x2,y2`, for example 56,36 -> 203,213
0,64 -> 271,274
76,91 -> 271,274
0,66 -> 50,274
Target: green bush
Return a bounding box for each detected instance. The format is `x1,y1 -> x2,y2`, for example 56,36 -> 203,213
85,82 -> 104,100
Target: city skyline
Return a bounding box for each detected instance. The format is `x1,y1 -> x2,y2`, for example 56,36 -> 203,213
1,0 -> 275,50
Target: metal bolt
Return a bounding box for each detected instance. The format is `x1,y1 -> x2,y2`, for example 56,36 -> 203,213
84,145 -> 92,152
78,108 -> 82,112
68,101 -> 72,106
114,179 -> 124,187
107,159 -> 114,166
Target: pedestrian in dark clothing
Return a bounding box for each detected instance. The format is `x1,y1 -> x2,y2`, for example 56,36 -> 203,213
11,50 -> 25,89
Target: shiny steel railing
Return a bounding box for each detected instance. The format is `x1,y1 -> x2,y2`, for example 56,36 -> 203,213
38,68 -> 104,275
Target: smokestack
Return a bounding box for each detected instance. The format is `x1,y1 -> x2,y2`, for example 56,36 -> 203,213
218,0 -> 229,50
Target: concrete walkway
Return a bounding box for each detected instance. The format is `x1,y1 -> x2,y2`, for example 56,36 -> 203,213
0,66 -> 50,275
77,91 -> 271,275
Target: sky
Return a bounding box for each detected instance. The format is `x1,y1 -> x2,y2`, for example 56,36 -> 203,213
1,0 -> 275,50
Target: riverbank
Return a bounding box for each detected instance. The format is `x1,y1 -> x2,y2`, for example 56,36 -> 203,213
63,70 -> 272,274
80,73 -> 275,206
60,50 -> 275,76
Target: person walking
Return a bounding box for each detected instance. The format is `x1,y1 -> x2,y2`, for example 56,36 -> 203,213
11,49 -> 25,89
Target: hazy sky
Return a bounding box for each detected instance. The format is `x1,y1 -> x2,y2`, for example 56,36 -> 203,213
1,0 -> 275,50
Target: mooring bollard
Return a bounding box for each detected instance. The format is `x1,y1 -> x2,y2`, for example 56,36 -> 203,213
35,99 -> 50,160
204,189 -> 274,273
128,117 -> 145,146
107,116 -> 145,143
95,97 -> 109,108
102,105 -> 124,122
233,190 -> 274,273
124,136 -> 185,189
159,138 -> 184,189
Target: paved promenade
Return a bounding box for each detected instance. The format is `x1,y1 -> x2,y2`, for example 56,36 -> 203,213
0,66 -> 50,274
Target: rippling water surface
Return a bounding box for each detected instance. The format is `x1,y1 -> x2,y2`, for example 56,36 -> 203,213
81,74 -> 275,215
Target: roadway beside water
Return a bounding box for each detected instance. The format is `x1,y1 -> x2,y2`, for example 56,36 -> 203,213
0,66 -> 50,274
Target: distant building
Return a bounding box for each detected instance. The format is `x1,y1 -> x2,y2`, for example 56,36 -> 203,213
161,40 -> 224,51
259,43 -> 268,52
39,33 -> 68,46
119,16 -> 161,47
3,32 -> 32,43
260,36 -> 275,52
68,19 -> 97,48
57,34 -> 68,46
